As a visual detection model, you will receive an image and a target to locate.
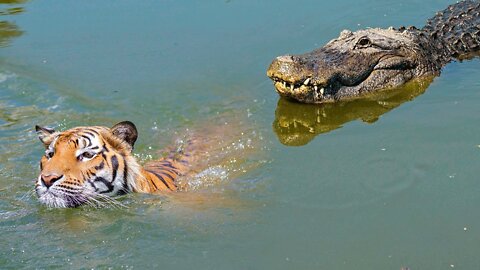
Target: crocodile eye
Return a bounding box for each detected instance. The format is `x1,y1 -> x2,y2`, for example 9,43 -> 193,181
356,37 -> 371,47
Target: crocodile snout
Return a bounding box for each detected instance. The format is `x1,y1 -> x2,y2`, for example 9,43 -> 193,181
267,52 -> 337,103
267,54 -> 308,84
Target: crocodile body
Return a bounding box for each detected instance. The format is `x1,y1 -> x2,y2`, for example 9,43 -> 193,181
267,1 -> 480,103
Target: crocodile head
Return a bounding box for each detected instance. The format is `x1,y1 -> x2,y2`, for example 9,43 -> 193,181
267,28 -> 436,103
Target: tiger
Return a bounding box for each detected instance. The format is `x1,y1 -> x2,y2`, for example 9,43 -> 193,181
35,121 -> 196,208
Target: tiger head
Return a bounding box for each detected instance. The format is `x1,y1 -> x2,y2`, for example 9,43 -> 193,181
35,121 -> 140,208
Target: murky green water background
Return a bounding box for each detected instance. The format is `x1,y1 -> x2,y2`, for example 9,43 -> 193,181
1,0 -> 480,269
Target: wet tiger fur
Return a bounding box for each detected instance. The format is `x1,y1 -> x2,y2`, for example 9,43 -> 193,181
35,121 -> 194,208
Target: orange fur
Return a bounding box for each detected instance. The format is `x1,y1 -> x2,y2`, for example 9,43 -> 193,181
35,123 -> 187,207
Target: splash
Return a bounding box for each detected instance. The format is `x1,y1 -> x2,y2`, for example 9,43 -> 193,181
151,114 -> 266,191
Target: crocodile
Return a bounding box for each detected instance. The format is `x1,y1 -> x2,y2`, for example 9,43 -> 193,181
267,0 -> 480,103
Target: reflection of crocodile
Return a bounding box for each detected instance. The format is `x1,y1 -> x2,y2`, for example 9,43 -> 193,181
0,0 -> 26,47
0,21 -> 22,47
267,1 -> 480,103
273,78 -> 432,146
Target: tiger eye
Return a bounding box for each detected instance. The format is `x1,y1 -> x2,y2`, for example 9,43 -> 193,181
82,152 -> 94,159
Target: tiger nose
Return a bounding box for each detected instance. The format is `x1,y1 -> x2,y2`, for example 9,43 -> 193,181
41,173 -> 63,188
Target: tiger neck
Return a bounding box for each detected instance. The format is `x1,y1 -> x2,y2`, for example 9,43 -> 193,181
124,156 -> 179,193
138,169 -> 177,192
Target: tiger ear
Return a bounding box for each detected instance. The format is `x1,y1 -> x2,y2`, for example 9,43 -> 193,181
111,121 -> 138,150
35,125 -> 55,147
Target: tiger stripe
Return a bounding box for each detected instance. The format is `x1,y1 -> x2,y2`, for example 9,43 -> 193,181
35,121 -> 192,207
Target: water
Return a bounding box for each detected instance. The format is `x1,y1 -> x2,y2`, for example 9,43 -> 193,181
1,0 -> 480,269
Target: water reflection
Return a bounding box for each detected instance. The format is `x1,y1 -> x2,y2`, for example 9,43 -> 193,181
273,78 -> 433,146
0,0 -> 26,47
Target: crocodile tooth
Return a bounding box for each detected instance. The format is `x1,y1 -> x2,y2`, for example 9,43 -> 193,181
303,78 -> 311,85
320,88 -> 324,95
290,84 -> 294,91
314,85 -> 318,91
283,81 -> 286,88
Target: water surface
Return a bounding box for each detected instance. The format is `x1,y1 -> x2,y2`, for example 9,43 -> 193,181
1,0 -> 480,269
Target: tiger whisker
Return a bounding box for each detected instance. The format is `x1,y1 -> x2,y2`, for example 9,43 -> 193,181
78,192 -> 99,208
82,197 -> 101,209
79,190 -> 124,209
89,192 -> 127,209
94,196 -> 125,209
85,196 -> 105,209
20,189 -> 36,201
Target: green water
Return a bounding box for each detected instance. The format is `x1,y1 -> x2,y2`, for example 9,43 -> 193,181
1,0 -> 480,269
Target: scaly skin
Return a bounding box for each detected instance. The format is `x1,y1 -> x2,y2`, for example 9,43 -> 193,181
267,1 -> 480,103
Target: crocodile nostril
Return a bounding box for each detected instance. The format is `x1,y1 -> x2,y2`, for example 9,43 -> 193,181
41,174 -> 63,188
276,55 -> 294,63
